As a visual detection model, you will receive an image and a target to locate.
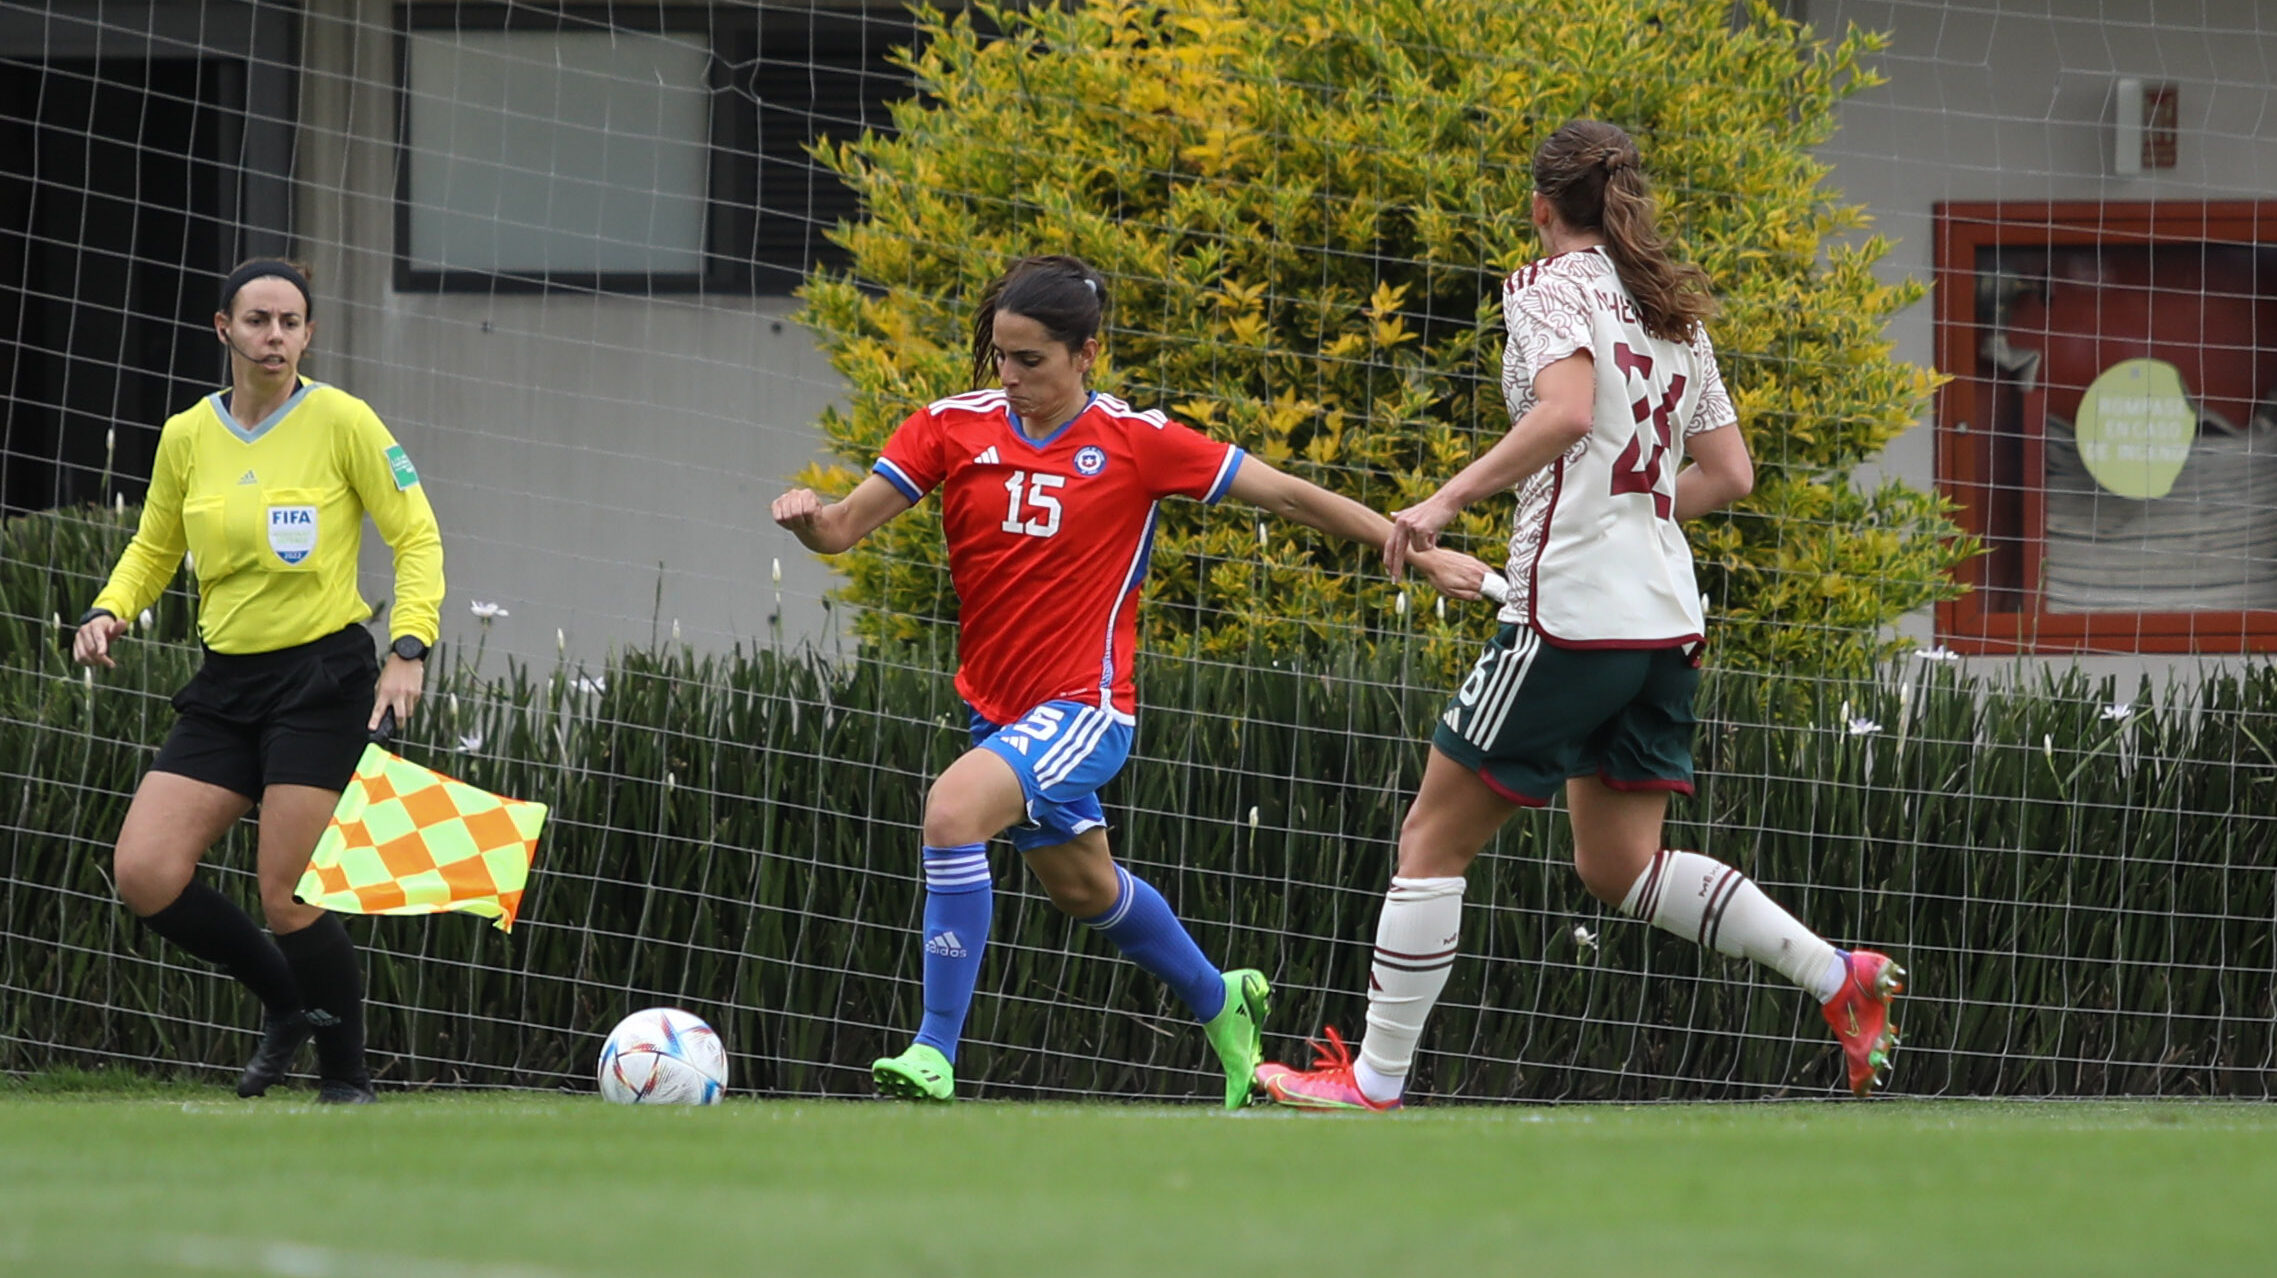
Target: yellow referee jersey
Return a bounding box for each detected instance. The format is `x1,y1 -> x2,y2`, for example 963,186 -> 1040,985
92,381 -> 445,655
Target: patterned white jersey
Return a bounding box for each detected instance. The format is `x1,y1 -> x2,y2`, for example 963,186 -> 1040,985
1495,246 -> 1737,647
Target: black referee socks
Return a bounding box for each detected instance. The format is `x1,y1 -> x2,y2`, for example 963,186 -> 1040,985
275,913 -> 368,1085
140,880 -> 301,1015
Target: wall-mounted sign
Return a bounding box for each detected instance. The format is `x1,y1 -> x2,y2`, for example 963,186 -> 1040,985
2074,357 -> 2195,499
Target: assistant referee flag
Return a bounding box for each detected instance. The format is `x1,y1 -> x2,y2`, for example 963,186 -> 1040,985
296,745 -> 546,932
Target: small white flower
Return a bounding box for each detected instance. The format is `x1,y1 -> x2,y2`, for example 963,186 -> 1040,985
1247,806 -> 1259,829
1256,521 -> 1268,548
771,557 -> 782,587
2043,733 -> 2055,761
574,675 -> 606,696
1848,718 -> 1882,736
1916,646 -> 1960,663
1435,595 -> 1446,621
666,772 -> 678,793
1395,592 -> 1409,617
1571,925 -> 1598,952
672,618 -> 682,642
2101,702 -> 2133,721
114,492 -> 125,513
469,601 -> 509,620
137,609 -> 154,632
456,731 -> 484,752
448,694 -> 460,718
105,427 -> 115,456
83,667 -> 94,689
556,628 -> 566,655
51,613 -> 61,631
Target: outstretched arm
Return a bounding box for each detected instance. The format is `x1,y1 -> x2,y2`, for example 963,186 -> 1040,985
1225,455 -> 1399,548
1223,457 -> 1495,599
1386,350 -> 1596,576
772,473 -> 914,555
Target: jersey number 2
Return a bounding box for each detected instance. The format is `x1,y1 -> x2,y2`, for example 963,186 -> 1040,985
1001,471 -> 1065,538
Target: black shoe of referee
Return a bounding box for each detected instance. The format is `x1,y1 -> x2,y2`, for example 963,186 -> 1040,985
237,1010 -> 313,1098
315,1076 -> 376,1105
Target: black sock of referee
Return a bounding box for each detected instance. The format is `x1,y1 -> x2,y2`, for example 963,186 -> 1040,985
139,880 -> 301,1014
275,913 -> 367,1083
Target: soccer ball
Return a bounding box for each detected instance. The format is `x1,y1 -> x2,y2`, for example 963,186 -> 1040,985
596,1007 -> 728,1105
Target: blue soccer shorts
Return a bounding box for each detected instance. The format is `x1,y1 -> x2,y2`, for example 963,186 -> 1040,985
970,699 -> 1133,852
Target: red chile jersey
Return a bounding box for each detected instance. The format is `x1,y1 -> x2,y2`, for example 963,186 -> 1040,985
873,389 -> 1245,726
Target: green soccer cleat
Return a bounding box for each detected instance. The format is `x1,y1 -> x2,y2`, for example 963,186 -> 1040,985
1202,968 -> 1271,1109
873,1043 -> 955,1102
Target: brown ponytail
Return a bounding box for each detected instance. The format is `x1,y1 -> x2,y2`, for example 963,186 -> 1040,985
1532,121 -> 1714,343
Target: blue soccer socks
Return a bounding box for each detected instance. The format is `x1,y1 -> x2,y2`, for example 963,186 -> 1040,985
914,843 -> 993,1062
1083,865 -> 1226,1021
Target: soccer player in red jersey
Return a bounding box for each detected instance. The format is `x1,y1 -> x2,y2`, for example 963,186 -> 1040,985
1256,122 -> 1903,1111
774,254 -> 1491,1104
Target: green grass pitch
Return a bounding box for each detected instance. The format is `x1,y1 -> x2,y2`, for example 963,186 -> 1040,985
2,1075 -> 2266,1277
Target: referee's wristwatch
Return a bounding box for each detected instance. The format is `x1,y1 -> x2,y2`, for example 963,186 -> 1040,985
390,635 -> 429,663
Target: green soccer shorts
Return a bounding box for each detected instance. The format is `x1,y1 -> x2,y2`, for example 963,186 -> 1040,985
1430,622 -> 1700,806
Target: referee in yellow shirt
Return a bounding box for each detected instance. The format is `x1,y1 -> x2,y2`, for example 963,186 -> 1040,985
73,259 -> 444,1103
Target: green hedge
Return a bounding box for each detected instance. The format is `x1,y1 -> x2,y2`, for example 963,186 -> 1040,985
801,0 -> 1974,681
5,510 -> 2275,1099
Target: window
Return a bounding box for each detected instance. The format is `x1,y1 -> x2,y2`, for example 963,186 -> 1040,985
1934,202 -> 2277,654
394,4 -> 913,294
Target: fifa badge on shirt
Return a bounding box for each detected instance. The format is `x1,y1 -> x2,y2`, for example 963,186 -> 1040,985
384,444 -> 420,490
268,505 -> 318,565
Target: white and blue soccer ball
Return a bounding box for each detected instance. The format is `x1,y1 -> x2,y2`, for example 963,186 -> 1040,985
597,1007 -> 728,1105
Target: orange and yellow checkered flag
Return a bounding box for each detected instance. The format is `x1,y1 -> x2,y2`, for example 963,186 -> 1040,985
295,744 -> 546,932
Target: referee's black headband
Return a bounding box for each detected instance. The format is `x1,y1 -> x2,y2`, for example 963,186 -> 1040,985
220,259 -> 313,318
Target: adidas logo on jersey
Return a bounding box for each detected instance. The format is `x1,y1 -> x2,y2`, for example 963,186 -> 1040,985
972,447 -> 1000,466
238,470 -> 258,485
924,931 -> 968,959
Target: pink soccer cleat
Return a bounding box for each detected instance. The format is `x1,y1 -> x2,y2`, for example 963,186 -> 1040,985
1823,949 -> 1905,1097
1254,1026 -> 1401,1112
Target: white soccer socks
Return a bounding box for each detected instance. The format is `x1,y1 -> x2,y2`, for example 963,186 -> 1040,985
1619,849 -> 1847,1002
1354,875 -> 1467,1104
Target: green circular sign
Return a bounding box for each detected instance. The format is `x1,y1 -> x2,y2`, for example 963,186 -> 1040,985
2073,357 -> 2195,500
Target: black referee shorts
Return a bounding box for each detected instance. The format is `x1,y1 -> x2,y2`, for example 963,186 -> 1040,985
151,625 -> 381,800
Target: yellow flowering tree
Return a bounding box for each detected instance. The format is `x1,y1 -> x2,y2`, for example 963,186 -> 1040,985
797,0 -> 1973,676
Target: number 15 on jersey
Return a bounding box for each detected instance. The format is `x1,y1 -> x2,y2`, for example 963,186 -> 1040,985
1001,470 -> 1065,538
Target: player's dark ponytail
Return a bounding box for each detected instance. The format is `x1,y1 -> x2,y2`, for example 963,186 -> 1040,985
969,255 -> 1111,390
1532,121 -> 1714,343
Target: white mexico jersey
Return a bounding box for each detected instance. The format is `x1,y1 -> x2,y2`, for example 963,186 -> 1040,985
1496,246 -> 1738,647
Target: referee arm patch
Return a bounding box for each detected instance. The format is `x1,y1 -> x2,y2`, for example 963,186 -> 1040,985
384,444 -> 420,489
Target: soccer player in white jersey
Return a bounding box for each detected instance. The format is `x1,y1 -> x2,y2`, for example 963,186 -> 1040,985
1256,121 -> 1904,1110
773,254 -> 1493,1104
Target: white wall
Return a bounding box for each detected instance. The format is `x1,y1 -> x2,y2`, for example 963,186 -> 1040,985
1815,0 -> 2277,685
298,0 -> 849,675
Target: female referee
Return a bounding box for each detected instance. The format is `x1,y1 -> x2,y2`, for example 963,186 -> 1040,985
74,259 -> 444,1103
773,254 -> 1492,1105
1256,121 -> 1905,1110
